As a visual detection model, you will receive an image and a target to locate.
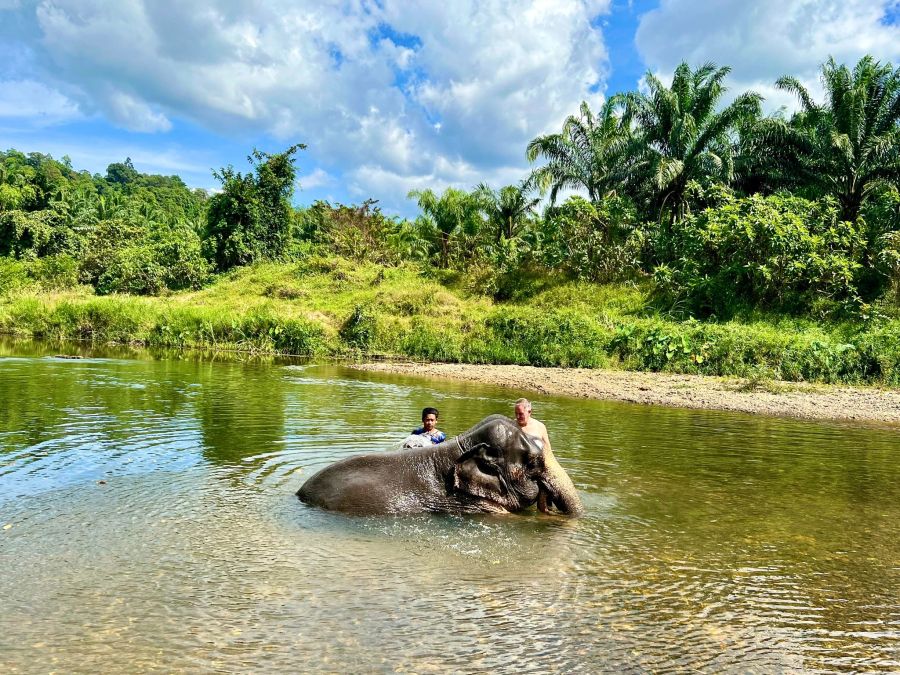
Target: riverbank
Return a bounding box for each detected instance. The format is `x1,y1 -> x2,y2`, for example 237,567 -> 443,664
352,361 -> 900,424
2,257 -> 900,387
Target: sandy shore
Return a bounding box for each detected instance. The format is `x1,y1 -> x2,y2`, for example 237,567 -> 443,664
352,362 -> 900,425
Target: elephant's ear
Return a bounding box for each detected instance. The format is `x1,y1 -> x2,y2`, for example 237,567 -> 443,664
452,443 -> 509,500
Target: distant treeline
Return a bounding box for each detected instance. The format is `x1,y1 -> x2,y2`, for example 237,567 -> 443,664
2,54 -> 900,320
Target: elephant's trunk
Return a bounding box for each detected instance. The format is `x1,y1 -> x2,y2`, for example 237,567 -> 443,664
539,451 -> 584,516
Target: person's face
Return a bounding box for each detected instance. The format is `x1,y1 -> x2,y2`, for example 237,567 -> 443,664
422,413 -> 437,432
514,404 -> 530,427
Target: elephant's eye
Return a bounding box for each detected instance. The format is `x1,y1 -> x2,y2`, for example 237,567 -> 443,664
476,458 -> 499,475
525,456 -> 544,474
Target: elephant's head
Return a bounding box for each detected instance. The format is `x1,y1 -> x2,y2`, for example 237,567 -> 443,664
450,415 -> 582,515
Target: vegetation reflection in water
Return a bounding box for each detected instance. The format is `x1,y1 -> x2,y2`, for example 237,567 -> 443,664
1,341 -> 898,672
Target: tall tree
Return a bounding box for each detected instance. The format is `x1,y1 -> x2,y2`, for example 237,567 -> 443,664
407,187 -> 482,267
205,144 -> 305,271
771,55 -> 900,222
474,181 -> 540,242
526,97 -> 632,204
251,146 -> 305,259
106,158 -> 139,186
625,62 -> 762,221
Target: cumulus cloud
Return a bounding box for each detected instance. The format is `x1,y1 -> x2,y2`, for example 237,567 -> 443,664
8,0 -> 611,209
105,90 -> 171,132
635,0 -> 900,111
10,0 -> 900,214
384,0 -> 610,167
297,167 -> 336,191
0,79 -> 81,124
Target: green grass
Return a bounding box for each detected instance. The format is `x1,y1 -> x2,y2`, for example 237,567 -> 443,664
2,255 -> 899,385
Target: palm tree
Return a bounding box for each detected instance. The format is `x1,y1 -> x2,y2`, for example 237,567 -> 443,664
407,187 -> 482,268
625,62 -> 762,221
771,55 -> 900,222
138,200 -> 165,228
474,181 -> 541,242
95,192 -> 129,221
526,96 -> 632,205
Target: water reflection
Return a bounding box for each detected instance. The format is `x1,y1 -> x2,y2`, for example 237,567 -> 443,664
1,342 -> 898,672
193,360 -> 287,472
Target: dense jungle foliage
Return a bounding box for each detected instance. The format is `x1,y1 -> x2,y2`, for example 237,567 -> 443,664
2,55 -> 900,382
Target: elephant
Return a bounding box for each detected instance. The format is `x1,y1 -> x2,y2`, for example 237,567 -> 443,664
296,414 -> 583,516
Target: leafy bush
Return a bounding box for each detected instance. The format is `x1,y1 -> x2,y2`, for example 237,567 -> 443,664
854,321 -> 900,384
149,222 -> 210,290
540,195 -> 643,282
603,316 -> 897,383
340,304 -> 378,349
653,193 -> 867,317
79,219 -> 208,295
0,257 -> 28,294
235,311 -> 325,354
298,200 -> 428,265
95,244 -> 166,295
205,145 -> 305,271
400,316 -> 464,362
460,238 -> 550,301
0,210 -> 52,258
877,231 -> 900,305
27,254 -> 80,290
7,297 -> 152,342
480,307 -> 611,367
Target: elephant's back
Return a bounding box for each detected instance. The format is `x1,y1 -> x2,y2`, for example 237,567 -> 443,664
296,452 -> 429,515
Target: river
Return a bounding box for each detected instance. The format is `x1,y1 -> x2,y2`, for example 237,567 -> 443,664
1,342 -> 898,672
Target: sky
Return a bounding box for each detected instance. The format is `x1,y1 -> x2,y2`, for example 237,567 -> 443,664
1,0 -> 899,216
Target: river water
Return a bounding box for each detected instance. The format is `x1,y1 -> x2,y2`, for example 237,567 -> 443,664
1,341 -> 898,673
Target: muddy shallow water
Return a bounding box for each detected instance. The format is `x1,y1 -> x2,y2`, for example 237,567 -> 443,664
1,343 -> 898,672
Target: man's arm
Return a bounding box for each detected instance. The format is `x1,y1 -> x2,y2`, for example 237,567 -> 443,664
538,420 -> 552,455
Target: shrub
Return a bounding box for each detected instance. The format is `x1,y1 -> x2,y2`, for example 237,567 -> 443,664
0,209 -> 59,258
654,193 -> 867,317
540,195 -> 643,282
205,145 -> 305,271
877,231 -> 900,306
400,316 -> 464,362
151,222 -> 210,291
298,200 -> 426,265
479,307 -> 611,367
80,219 -> 209,295
461,238 -> 549,301
95,244 -> 166,295
0,257 -> 28,294
28,254 -> 80,290
340,304 -> 378,349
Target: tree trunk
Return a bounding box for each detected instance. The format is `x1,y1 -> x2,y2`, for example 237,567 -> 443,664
439,231 -> 450,268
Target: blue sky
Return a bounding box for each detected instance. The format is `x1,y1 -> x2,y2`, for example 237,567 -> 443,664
1,0 -> 899,216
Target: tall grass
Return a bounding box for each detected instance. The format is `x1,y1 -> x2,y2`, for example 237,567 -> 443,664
2,257 -> 899,384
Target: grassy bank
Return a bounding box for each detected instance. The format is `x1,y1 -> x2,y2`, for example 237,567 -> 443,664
2,255 -> 899,385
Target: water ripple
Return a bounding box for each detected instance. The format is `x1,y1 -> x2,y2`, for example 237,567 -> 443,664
1,350 -> 899,672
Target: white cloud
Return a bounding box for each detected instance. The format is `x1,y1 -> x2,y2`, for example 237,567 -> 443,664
6,0 -> 612,211
0,79 -> 81,125
297,167 -> 335,190
385,0 -> 611,164
105,90 -> 172,132
635,0 -> 900,112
